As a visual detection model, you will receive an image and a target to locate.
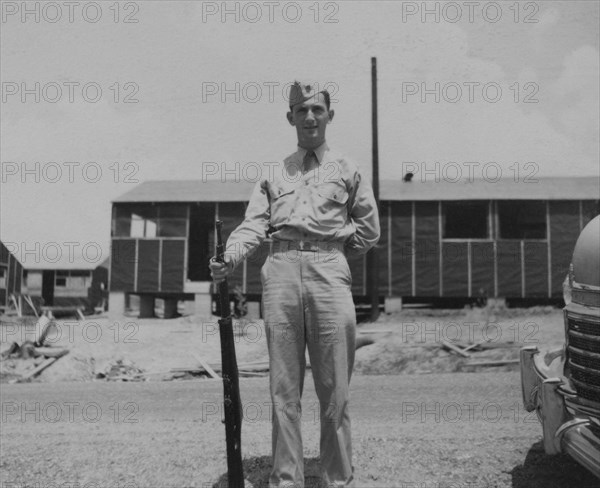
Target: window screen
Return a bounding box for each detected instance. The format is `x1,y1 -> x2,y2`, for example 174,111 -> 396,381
443,201 -> 489,239
498,201 -> 546,239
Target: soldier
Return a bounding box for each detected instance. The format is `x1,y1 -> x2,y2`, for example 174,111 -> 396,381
210,81 -> 380,487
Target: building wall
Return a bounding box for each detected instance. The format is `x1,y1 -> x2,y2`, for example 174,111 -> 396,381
108,199 -> 599,300
21,269 -> 100,309
111,238 -> 186,293
0,241 -> 23,307
110,202 -> 190,294
21,270 -> 43,296
380,199 -> 599,299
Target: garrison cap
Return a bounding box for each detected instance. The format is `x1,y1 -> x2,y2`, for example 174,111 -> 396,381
288,81 -> 319,108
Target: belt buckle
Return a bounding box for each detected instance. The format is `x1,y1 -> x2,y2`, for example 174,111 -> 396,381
298,240 -> 314,252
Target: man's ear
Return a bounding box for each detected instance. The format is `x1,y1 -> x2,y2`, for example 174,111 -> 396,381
327,109 -> 335,123
286,111 -> 295,126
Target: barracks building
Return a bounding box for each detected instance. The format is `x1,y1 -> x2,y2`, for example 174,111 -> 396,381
108,176 -> 599,317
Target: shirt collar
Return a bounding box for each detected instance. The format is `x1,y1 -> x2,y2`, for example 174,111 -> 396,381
297,141 -> 329,164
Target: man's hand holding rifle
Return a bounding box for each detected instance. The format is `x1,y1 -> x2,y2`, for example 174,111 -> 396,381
209,220 -> 245,488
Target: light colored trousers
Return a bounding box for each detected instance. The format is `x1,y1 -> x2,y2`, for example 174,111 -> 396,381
261,245 -> 356,488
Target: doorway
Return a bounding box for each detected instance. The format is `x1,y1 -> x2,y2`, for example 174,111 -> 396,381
42,270 -> 55,306
187,203 -> 215,282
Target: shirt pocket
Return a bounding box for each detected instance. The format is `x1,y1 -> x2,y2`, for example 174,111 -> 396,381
317,179 -> 349,205
269,183 -> 295,200
268,182 -> 296,225
315,179 -> 349,230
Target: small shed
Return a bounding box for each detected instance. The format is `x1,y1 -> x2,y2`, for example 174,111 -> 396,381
0,241 -> 108,312
21,263 -> 108,310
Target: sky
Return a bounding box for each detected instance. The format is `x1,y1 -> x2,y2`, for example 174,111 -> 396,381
1,0 -> 599,267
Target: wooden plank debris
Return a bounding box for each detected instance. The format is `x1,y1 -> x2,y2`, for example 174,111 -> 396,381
0,342 -> 20,359
40,306 -> 85,320
17,357 -> 59,382
33,347 -> 69,358
462,341 -> 487,353
106,373 -> 145,382
34,316 -> 54,347
357,329 -> 392,334
171,360 -> 271,376
193,354 -> 220,379
23,295 -> 39,318
10,294 -> 22,318
464,359 -> 520,367
440,339 -> 471,358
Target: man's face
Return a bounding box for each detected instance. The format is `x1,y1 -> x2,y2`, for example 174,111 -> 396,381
287,93 -> 334,149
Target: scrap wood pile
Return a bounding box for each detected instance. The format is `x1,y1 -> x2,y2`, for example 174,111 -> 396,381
169,334 -> 377,381
435,308 -> 522,369
171,356 -> 271,379
95,359 -> 145,382
440,338 -> 521,368
0,316 -> 69,383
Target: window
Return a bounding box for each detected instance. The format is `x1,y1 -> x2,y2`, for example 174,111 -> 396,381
498,201 -> 547,239
157,205 -> 187,237
112,205 -> 187,238
0,267 -> 6,288
443,201 -> 489,239
56,270 -> 68,287
54,270 -> 91,289
131,208 -> 157,237
23,271 -> 42,291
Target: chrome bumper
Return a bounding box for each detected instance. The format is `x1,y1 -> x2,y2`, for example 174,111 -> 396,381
520,346 -> 600,479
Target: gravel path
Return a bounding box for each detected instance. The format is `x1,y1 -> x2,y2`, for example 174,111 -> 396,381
1,372 -> 597,488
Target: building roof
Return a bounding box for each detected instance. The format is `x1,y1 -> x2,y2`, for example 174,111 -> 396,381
113,180 -> 257,203
113,176 -> 600,203
382,176 -> 600,201
20,261 -> 101,271
1,241 -> 106,271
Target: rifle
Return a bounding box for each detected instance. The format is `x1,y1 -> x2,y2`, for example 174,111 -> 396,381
215,220 -> 245,487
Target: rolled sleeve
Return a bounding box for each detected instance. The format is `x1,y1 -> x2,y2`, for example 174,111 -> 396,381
225,180 -> 270,269
344,172 -> 380,256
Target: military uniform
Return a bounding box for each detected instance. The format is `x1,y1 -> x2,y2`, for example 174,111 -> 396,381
223,84 -> 380,488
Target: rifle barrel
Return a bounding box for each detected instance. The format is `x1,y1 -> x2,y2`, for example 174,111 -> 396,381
214,219 -> 244,487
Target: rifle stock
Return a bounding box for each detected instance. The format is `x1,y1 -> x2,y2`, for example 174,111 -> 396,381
215,220 -> 244,487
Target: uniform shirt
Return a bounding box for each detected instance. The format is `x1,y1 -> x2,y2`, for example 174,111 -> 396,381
225,142 -> 380,269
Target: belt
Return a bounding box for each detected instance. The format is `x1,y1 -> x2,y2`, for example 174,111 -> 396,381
270,240 -> 345,253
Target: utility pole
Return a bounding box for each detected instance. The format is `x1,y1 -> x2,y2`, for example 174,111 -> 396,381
368,56 -> 380,321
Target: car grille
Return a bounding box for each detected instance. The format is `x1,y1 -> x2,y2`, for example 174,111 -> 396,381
569,334 -> 600,354
567,311 -> 600,404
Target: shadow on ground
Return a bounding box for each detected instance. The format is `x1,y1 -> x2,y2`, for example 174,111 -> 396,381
213,456 -> 324,488
511,441 -> 598,488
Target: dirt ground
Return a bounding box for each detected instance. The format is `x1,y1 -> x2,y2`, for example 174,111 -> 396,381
0,303 -> 565,383
2,304 -> 596,488
2,373 -> 598,488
